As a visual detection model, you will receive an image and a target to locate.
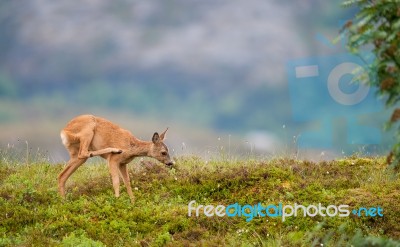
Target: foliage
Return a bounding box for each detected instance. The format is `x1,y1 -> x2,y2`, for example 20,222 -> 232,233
0,151 -> 399,246
61,231 -> 104,247
342,0 -> 400,166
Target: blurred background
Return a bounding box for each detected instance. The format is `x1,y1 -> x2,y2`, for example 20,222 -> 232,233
0,0 -> 393,162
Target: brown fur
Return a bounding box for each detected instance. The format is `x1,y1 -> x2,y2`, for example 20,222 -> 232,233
58,114 -> 173,203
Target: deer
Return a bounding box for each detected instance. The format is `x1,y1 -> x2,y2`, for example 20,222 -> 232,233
58,114 -> 174,203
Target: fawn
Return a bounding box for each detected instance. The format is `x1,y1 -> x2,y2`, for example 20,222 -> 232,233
58,114 -> 173,203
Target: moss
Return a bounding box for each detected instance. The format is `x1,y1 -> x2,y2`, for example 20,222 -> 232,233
0,156 -> 399,245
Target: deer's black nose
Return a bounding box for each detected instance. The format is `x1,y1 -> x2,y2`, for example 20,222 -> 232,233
166,161 -> 174,167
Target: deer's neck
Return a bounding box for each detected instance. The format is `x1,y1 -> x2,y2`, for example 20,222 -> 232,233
129,137 -> 152,157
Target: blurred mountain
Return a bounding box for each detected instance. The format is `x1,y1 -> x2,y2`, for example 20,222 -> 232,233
0,0 -> 369,159
3,0 -> 308,89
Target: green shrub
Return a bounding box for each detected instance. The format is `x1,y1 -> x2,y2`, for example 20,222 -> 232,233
0,155 -> 399,245
62,232 -> 104,247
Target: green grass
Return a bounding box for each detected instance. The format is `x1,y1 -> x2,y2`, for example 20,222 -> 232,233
0,154 -> 399,246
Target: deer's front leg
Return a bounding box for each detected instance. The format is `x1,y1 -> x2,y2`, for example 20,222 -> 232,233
108,160 -> 120,198
119,163 -> 135,204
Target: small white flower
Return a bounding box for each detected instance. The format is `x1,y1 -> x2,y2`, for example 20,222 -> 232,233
134,187 -> 139,191
326,171 -> 329,174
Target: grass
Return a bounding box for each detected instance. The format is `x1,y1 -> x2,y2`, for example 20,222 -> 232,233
0,152 -> 399,246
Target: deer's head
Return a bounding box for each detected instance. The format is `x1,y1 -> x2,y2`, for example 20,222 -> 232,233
149,128 -> 174,167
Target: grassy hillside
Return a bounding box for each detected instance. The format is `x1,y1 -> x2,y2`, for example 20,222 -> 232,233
0,153 -> 399,246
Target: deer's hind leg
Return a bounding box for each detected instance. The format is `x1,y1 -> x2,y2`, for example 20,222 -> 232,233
58,141 -> 87,198
89,148 -> 123,157
76,128 -> 95,159
58,157 -> 87,197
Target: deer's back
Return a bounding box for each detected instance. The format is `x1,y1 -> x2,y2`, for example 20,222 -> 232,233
92,116 -> 132,150
62,115 -> 132,149
63,115 -> 95,132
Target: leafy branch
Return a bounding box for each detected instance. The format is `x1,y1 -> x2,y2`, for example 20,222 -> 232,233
342,0 -> 400,167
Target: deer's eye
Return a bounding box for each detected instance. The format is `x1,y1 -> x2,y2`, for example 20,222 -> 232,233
161,151 -> 168,156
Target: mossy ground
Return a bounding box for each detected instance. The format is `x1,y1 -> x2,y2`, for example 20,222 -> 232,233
0,154 -> 399,246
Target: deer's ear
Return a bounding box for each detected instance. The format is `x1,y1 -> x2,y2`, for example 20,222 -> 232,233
159,127 -> 169,141
152,132 -> 160,143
